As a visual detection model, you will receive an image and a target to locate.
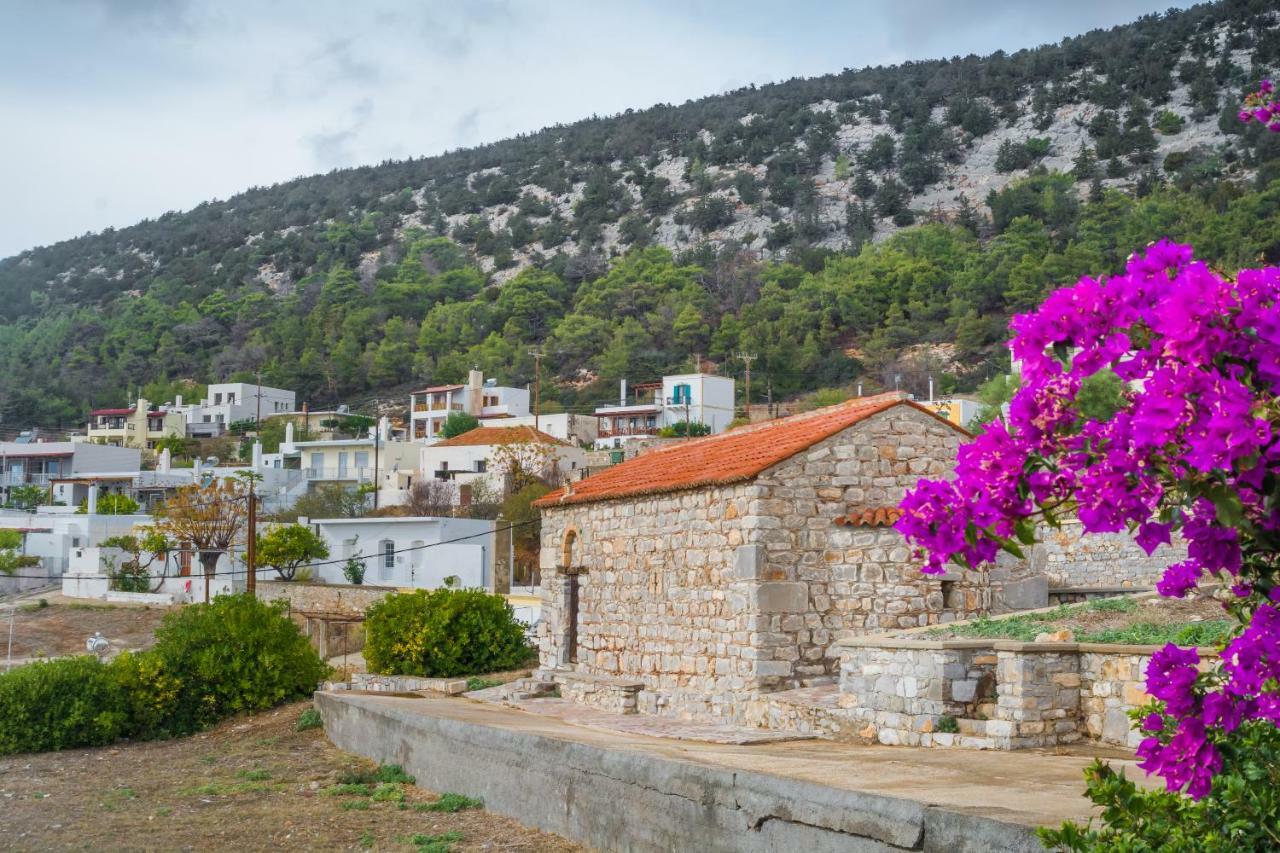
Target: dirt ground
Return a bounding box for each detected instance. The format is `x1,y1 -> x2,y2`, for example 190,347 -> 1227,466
0,700 -> 584,852
1,596 -> 169,661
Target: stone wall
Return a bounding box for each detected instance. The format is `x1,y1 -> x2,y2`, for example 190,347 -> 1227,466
538,405 -> 1007,724
258,580 -> 393,616
1033,520 -> 1186,590
837,637 -> 1219,750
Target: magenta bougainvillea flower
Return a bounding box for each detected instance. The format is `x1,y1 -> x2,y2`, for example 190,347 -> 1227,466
1240,80 -> 1280,132
896,237 -> 1280,800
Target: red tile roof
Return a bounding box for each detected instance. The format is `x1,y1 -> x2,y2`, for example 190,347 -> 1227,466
91,407 -> 136,416
433,425 -> 569,448
411,384 -> 465,395
535,393 -> 966,509
834,507 -> 905,527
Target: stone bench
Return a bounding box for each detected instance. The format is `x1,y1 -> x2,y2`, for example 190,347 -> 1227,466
547,670 -> 645,715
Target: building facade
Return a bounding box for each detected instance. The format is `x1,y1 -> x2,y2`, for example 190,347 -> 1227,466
409,370 -> 530,443
86,399 -> 186,449
421,426 -> 587,502
177,382 -> 296,437
296,516 -> 497,590
533,394 -> 1024,724
0,442 -> 141,504
593,373 -> 736,449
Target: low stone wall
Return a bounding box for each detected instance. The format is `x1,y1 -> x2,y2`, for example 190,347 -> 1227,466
836,637 -> 1218,750
1033,520 -> 1184,589
258,581 -> 393,616
549,671 -> 643,714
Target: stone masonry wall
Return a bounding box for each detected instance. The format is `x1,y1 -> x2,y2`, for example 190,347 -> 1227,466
538,405 -> 1003,725
1033,520 -> 1186,589
837,638 -> 1220,750
259,581 -> 393,616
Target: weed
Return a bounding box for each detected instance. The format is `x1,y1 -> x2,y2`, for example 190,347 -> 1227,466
101,786 -> 137,811
296,707 -> 323,731
465,677 -> 503,691
322,783 -> 372,797
236,768 -> 271,782
359,830 -> 376,849
341,798 -> 371,811
936,715 -> 960,734
255,736 -> 280,747
200,755 -> 217,765
154,807 -> 172,818
338,764 -> 415,786
411,831 -> 463,852
371,782 -> 405,803
186,781 -> 272,796
415,792 -> 484,813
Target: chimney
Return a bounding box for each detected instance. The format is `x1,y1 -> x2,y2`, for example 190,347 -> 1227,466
87,485 -> 98,516
251,441 -> 263,470
620,378 -> 627,406
175,394 -> 183,408
468,369 -> 483,390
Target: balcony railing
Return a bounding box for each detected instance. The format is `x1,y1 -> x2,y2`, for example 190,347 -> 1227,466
598,424 -> 658,437
0,472 -> 55,487
304,466 -> 376,483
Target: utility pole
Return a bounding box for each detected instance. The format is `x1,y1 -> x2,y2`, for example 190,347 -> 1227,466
528,349 -> 543,432
736,353 -> 756,420
246,485 -> 257,599
254,370 -> 263,432
372,420 -> 380,511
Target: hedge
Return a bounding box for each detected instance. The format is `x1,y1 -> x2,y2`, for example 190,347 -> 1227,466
364,588 -> 530,677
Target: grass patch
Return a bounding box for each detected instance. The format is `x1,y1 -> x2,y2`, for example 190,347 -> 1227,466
465,677 -> 504,691
154,807 -> 172,818
296,707 -> 323,731
1079,620 -> 1234,647
340,798 -> 371,811
359,830 -> 376,849
415,792 -> 484,813
235,768 -> 271,782
322,783 -> 372,797
101,787 -> 137,811
186,781 -> 273,796
371,782 -> 405,803
410,831 -> 463,852
927,596 -> 1223,645
338,764 -> 415,786
255,736 -> 280,747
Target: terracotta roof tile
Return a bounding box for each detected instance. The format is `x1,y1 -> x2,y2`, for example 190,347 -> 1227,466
433,425 -> 569,448
535,393 -> 966,508
91,407 -> 136,416
834,507 -> 905,527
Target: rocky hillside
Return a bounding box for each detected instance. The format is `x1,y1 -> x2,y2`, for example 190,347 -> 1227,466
1,1 -> 1279,427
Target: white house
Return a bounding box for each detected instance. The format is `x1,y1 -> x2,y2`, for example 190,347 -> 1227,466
593,373 -> 736,449
479,412 -> 597,446
409,369 -> 530,443
279,419 -> 418,502
0,441 -> 141,505
297,516 -> 497,590
420,426 -> 587,502
176,382 -> 296,437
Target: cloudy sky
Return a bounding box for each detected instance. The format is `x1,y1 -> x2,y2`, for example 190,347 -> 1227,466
1,0 -> 1191,259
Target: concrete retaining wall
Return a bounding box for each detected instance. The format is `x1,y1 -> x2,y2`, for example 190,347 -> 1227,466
316,691 -> 1041,853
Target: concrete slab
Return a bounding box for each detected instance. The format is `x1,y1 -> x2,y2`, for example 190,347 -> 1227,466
317,691 -> 1145,852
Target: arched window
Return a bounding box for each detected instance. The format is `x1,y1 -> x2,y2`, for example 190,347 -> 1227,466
560,526 -> 579,569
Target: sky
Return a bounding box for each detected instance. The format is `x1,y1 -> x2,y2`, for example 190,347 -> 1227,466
0,0 -> 1194,259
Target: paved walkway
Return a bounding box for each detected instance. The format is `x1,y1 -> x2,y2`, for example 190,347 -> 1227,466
331,691 -> 1148,831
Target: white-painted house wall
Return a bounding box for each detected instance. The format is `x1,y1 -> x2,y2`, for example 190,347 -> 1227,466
297,516 -> 497,591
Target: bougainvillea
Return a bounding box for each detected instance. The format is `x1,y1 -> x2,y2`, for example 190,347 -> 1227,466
896,238 -> 1280,803
1239,79 -> 1280,132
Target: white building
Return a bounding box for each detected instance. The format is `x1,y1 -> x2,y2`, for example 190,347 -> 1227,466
176,382 -> 296,437
420,426 -> 587,502
479,412 -> 597,446
0,441 -> 141,505
409,369 -> 529,443
297,516 -> 497,590
593,373 -> 736,449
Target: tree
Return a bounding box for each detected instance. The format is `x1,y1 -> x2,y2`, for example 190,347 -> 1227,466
256,524 -> 330,581
77,493 -> 140,515
272,483 -> 370,522
153,434 -> 197,460
489,440 -> 557,493
153,479 -> 248,603
99,529 -> 173,592
441,411 -> 480,438
500,481 -> 553,579
7,484 -> 45,510
0,529 -> 38,576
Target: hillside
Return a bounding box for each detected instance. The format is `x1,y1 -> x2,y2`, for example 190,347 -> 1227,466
2,0 -> 1280,427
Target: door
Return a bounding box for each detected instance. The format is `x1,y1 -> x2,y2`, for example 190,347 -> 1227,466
337,452 -> 349,479
567,572 -> 580,664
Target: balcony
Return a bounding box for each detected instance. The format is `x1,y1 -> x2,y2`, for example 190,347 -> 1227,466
0,472 -> 55,487
598,424 -> 658,438
304,466 -> 376,483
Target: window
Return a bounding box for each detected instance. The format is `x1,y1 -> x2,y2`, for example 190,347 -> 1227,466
674,383 -> 691,404
354,451 -> 369,469
383,541 -> 395,568
228,393 -> 236,404
475,460 -> 487,473
214,393 -> 222,404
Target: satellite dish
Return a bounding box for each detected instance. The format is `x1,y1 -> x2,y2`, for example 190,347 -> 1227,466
206,456 -> 220,467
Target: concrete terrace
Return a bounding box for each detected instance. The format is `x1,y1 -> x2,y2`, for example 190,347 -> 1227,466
318,690 -> 1150,852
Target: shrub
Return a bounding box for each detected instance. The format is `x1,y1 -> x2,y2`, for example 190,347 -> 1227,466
0,657 -> 130,754
145,594 -> 328,735
364,589 -> 530,677
343,557 -> 366,585
296,707 -> 323,731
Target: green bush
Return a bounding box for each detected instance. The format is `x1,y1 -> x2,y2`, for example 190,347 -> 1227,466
364,589 -> 530,677
1041,721 -> 1280,851
144,594 -> 329,735
0,656 -> 130,754
0,594 -> 327,754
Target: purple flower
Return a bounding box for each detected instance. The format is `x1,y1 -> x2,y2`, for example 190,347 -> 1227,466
1135,521 -> 1172,556
1146,644 -> 1201,717
1141,712 -> 1164,732
1156,560 -> 1202,598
